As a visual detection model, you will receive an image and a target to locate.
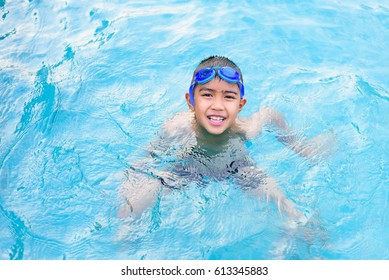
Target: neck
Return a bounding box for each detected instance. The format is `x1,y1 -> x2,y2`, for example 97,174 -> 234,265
193,121 -> 243,154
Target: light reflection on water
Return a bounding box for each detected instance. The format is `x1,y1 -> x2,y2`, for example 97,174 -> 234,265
0,0 -> 388,259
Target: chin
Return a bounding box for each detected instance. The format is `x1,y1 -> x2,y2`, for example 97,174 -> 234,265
204,127 -> 228,136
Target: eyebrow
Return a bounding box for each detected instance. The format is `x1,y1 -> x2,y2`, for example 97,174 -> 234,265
199,87 -> 239,95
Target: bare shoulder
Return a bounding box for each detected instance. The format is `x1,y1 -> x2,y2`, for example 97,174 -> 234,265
162,111 -> 194,138
261,106 -> 283,121
235,106 -> 265,139
236,106 -> 284,139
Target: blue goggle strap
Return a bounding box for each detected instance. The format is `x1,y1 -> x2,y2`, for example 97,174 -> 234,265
189,83 -> 196,106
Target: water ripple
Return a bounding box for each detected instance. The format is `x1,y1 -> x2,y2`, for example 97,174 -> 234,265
0,204 -> 27,259
1,0 -> 389,260
356,76 -> 389,102
15,65 -> 59,135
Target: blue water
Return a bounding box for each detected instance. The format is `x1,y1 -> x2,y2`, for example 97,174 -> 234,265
1,0 -> 389,260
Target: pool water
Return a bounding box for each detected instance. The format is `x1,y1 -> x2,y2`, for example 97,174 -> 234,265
1,0 -> 388,259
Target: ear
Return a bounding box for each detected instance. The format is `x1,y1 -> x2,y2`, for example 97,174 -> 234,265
239,98 -> 247,112
185,93 -> 195,111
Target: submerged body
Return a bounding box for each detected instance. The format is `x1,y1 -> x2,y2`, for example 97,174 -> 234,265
121,110 -> 302,219
120,56 -> 333,220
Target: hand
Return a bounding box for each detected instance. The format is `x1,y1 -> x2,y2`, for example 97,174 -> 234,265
301,129 -> 337,161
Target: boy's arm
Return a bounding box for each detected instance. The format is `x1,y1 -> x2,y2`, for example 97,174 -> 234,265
246,106 -> 335,159
118,165 -> 163,218
118,134 -> 170,218
118,129 -> 171,218
118,111 -> 192,218
236,166 -> 302,219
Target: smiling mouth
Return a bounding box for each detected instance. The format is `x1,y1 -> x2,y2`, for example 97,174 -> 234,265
207,115 -> 226,126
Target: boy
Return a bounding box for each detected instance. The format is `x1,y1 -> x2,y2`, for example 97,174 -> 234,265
120,56 -> 332,220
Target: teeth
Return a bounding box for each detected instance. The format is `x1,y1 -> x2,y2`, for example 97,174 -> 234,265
209,116 -> 224,121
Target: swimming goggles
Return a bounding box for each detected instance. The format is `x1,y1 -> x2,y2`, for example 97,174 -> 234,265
189,66 -> 245,105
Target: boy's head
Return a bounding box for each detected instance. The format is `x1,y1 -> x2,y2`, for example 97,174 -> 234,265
189,56 -> 244,105
185,56 -> 247,136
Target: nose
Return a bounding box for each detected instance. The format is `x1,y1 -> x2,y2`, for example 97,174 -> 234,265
210,95 -> 224,111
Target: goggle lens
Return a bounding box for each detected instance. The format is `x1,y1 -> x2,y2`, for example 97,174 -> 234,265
219,67 -> 239,80
197,68 -> 213,80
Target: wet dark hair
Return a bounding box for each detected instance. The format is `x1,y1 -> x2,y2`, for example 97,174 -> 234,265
192,55 -> 244,82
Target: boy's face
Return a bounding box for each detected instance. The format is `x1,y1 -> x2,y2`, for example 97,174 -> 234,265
185,78 -> 246,136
